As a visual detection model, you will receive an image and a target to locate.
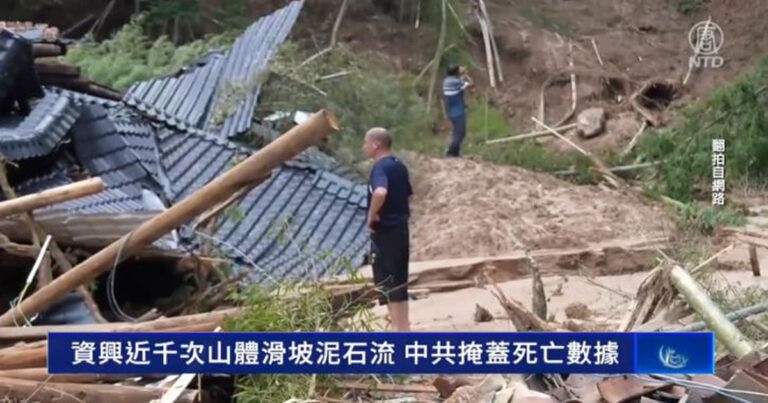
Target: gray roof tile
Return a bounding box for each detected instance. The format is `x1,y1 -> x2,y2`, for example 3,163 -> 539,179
0,91 -> 80,160
157,127 -> 369,283
124,1 -> 303,138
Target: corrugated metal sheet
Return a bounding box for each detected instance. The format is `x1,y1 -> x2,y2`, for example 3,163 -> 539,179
157,126 -> 369,283
0,91 -> 80,160
124,1 -> 304,138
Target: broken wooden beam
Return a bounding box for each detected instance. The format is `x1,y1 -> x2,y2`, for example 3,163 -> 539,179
0,376 -> 199,403
0,177 -> 105,219
0,110 -> 340,327
668,265 -> 755,358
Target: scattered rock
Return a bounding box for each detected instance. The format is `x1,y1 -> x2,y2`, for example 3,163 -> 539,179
550,282 -> 564,297
576,107 -> 607,139
475,304 -> 494,323
564,302 -> 592,320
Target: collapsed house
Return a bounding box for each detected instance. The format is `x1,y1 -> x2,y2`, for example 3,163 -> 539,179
0,0 -> 369,326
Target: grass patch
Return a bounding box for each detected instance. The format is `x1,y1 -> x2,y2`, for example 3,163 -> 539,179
225,279 -> 376,402
678,0 -> 710,15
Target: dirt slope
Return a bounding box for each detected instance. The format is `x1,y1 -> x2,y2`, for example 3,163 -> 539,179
402,152 -> 673,260
297,0 -> 768,153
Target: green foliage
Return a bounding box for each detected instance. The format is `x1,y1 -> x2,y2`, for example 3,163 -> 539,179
63,16 -> 235,91
635,58 -> 768,203
421,0 -> 473,69
255,43 -> 436,164
678,0 -> 710,15
224,266 -> 375,402
673,203 -> 746,235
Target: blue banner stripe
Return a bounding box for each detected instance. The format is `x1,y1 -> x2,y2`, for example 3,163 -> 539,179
47,332 -> 715,375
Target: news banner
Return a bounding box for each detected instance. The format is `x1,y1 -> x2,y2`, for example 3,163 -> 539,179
48,332 -> 715,375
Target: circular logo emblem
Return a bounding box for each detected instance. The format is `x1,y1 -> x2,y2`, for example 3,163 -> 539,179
688,20 -> 724,55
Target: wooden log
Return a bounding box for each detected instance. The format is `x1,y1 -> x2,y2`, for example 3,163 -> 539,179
0,367 -> 134,383
34,61 -> 81,76
0,344 -> 46,370
0,376 -> 198,403
750,245 -> 761,276
669,265 -> 754,358
0,177 -> 105,219
32,43 -> 64,57
0,110 -> 339,327
0,308 -> 239,344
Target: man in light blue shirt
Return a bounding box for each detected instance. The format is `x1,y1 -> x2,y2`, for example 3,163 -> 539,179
442,64 -> 473,157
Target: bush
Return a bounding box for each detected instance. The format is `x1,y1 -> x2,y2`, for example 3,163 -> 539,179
636,58 -> 768,203
64,16 -> 236,91
255,43 -> 437,164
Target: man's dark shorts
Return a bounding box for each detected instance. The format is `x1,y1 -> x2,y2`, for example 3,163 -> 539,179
371,225 -> 410,305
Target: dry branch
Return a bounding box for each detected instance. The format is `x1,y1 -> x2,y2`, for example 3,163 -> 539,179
484,123 -> 577,144
531,117 -> 625,188
483,272 -> 555,331
0,110 -> 340,327
337,381 -> 437,394
621,119 -> 648,156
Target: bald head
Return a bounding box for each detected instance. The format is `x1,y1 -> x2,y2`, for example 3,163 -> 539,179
366,127 -> 392,149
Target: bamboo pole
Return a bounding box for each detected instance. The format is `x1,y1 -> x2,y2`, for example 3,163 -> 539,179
0,177 -> 104,219
0,367 -> 134,383
0,110 -> 340,327
0,308 -> 239,343
0,376 -> 198,403
668,265 -> 755,358
675,300 -> 768,332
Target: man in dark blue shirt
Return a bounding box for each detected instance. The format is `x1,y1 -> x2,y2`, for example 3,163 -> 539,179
443,64 -> 473,157
363,127 -> 413,331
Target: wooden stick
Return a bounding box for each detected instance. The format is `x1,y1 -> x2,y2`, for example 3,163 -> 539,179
0,177 -> 104,219
484,123 -> 577,144
554,161 -> 660,176
621,119 -> 648,156
0,368 -> 134,383
476,10 -> 496,88
0,308 -> 239,343
749,245 -> 761,276
0,376 -> 198,403
590,38 -> 604,66
337,381 -> 437,394
0,111 -> 339,327
426,0 -> 447,112
682,17 -> 711,86
668,265 -> 754,358
531,117 -> 624,188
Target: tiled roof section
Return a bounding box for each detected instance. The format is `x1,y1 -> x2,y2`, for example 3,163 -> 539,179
157,127 -> 369,283
124,1 -> 304,138
0,91 -> 80,160
47,86 -> 120,108
124,54 -> 226,132
66,104 -> 156,214
204,0 -> 304,138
